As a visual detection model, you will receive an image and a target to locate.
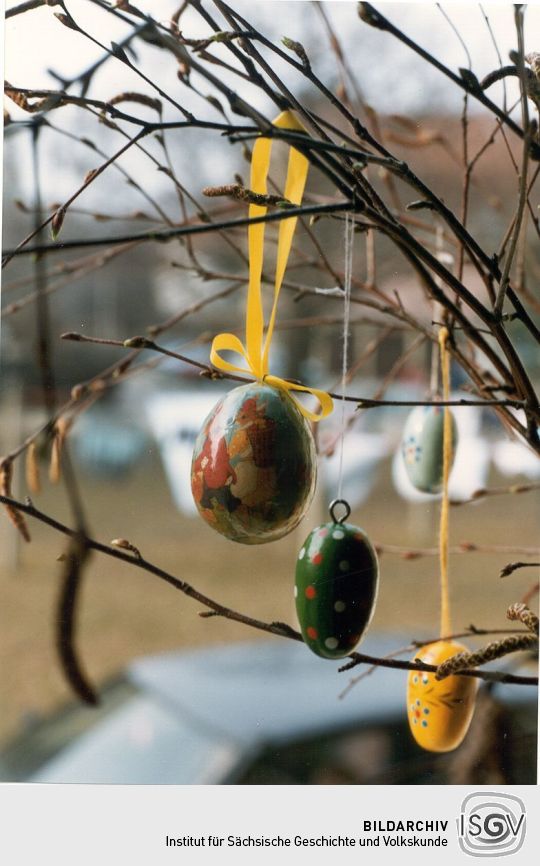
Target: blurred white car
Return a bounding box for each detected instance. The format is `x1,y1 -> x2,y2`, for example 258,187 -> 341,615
0,638 -> 536,785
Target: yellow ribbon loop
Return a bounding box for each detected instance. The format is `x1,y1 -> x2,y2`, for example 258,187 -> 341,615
210,110 -> 334,422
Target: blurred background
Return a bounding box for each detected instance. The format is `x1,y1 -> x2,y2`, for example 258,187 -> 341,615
1,1 -> 538,783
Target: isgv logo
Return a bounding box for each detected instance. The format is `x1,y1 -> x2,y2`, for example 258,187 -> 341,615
457,792 -> 526,857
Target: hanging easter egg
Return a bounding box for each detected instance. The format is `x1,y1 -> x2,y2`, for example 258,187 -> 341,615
295,500 -> 379,659
407,641 -> 478,753
191,382 -> 316,544
401,405 -> 458,493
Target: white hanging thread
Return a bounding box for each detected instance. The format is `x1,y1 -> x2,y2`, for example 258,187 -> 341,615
337,213 -> 354,501
314,286 -> 345,297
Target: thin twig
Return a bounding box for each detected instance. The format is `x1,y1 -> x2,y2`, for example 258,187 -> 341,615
339,625 -> 533,698
5,0 -> 46,18
500,561 -> 540,578
494,8 -> 531,317
2,127 -> 150,268
0,493 -> 536,688
451,482 -> 540,507
58,331 -> 526,410
2,201 -> 354,259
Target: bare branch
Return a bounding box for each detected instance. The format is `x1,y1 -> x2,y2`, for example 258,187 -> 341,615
0,493 -> 536,688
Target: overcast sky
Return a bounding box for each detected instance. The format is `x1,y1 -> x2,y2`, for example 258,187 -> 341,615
5,0 -> 540,109
2,1 -> 539,205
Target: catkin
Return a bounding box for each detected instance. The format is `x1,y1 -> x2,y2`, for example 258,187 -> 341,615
507,602 -> 539,635
25,441 -> 41,495
0,458 -> 31,542
435,633 -> 538,680
49,417 -> 71,485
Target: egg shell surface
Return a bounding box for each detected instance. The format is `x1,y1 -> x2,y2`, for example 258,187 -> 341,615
295,522 -> 379,659
407,641 -> 478,753
191,383 -> 316,543
401,405 -> 458,493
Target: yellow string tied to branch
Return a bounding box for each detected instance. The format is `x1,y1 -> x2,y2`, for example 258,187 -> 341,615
438,326 -> 453,639
210,110 -> 334,422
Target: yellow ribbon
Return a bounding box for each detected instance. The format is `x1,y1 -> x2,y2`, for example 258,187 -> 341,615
210,110 -> 334,422
438,326 -> 452,639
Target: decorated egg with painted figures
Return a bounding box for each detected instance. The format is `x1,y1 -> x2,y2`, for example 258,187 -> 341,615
191,382 -> 316,544
407,641 -> 478,752
295,506 -> 379,659
401,405 -> 458,493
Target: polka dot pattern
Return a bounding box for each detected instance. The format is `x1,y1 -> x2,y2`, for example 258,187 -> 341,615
295,520 -> 379,660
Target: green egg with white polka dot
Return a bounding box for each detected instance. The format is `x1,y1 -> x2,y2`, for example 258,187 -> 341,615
295,522 -> 379,659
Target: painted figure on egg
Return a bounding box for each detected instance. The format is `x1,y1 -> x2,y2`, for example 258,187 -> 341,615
227,397 -> 278,507
191,383 -> 316,544
407,641 -> 478,752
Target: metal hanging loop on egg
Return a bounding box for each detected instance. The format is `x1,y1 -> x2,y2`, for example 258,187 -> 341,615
329,499 -> 351,525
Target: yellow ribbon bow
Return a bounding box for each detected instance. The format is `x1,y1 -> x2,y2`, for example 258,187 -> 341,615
210,110 -> 334,422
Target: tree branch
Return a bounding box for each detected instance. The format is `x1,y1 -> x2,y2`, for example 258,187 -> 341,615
0,493 -> 536,689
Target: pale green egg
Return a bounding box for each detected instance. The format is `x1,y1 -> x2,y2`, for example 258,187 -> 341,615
401,405 -> 458,493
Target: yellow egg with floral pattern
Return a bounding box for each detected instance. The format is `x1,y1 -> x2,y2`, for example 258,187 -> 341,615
407,641 -> 478,752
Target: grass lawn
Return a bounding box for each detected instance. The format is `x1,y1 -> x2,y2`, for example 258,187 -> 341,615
0,452 -> 537,745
